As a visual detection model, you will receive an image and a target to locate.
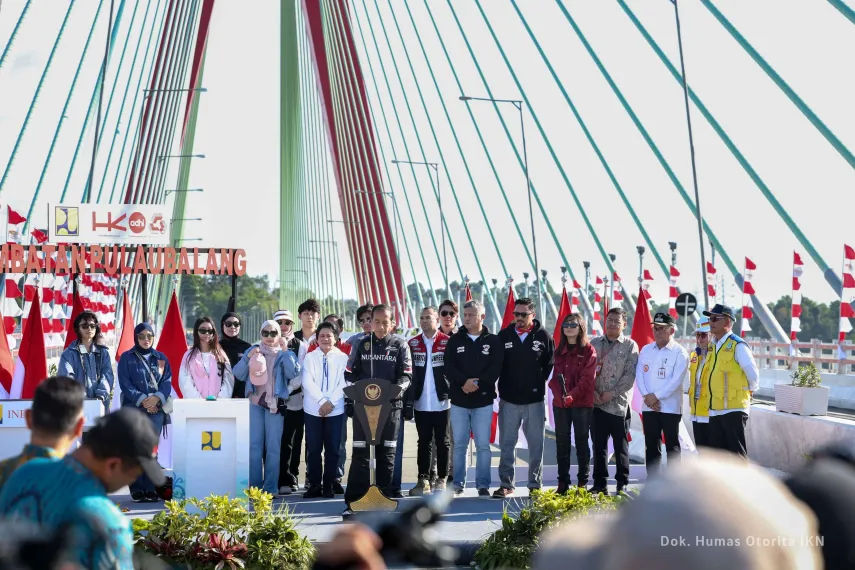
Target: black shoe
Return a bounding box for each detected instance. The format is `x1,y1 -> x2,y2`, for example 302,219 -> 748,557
322,489 -> 335,499
145,491 -> 160,502
478,488 -> 490,498
388,489 -> 404,499
304,486 -> 324,499
131,491 -> 145,503
615,485 -> 628,495
332,481 -> 345,495
557,481 -> 569,495
453,486 -> 464,496
587,486 -> 608,495
446,475 -> 454,485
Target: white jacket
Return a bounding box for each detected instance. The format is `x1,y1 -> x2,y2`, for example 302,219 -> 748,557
300,347 -> 348,418
635,339 -> 689,415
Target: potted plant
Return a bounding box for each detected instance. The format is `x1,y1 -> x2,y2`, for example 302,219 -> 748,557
774,362 -> 829,416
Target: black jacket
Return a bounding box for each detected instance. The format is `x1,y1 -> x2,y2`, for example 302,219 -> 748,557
444,326 -> 505,409
406,331 -> 451,406
497,320 -> 555,405
345,333 -> 413,409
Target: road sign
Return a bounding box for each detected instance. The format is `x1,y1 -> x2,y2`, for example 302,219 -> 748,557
675,292 -> 697,317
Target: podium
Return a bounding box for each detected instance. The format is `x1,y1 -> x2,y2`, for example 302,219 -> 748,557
343,378 -> 403,513
0,399 -> 105,461
171,398 -> 250,500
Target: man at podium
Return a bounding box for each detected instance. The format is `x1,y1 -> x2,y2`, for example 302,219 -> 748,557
343,304 -> 412,514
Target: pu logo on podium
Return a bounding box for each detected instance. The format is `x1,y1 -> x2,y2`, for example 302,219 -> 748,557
54,206 -> 79,237
0,405 -> 3,424
201,431 -> 221,451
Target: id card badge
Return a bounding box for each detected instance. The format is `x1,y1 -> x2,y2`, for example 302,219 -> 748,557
658,367 -> 666,379
595,363 -> 602,377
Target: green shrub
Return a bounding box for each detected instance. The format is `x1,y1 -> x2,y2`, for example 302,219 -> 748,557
791,362 -> 822,388
132,487 -> 315,569
474,488 -> 627,570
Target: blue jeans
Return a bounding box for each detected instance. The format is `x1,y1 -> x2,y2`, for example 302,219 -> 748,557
392,417 -> 406,491
129,410 -> 165,494
305,413 -> 344,491
249,403 -> 285,495
450,404 -> 492,490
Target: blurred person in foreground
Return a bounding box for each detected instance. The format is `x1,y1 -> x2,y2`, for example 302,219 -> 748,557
533,450 -> 822,570
0,376 -> 85,492
0,407 -> 165,570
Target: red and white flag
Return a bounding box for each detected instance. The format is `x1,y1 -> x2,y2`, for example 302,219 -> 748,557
741,258 -> 756,336
612,272 -> 624,302
592,277 -> 604,335
668,266 -> 680,320
553,286 -> 572,347
791,252 -> 804,348
464,281 -> 472,303
157,291 -> 187,399
641,269 -> 654,302
571,279 -> 582,313
9,290 -> 48,399
839,245 -> 855,356
706,261 -> 717,303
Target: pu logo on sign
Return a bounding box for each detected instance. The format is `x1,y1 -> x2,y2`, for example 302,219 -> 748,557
55,206 -> 80,236
128,212 -> 146,234
0,404 -> 3,424
201,431 -> 221,451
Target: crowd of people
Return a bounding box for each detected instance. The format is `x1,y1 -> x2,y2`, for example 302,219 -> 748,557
0,293 -> 810,568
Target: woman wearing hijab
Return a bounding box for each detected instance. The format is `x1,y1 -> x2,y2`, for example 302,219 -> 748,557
57,310 -> 114,409
220,312 -> 251,398
180,317 -> 234,400
233,320 -> 301,494
117,323 -> 173,502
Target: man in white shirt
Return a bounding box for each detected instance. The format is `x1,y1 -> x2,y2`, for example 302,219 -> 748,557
635,312 -> 689,476
406,308 -> 451,496
700,304 -> 759,458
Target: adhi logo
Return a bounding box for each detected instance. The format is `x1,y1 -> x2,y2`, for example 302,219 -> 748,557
128,211 -> 146,234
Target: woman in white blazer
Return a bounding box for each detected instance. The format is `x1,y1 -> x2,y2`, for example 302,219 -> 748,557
300,321 -> 348,498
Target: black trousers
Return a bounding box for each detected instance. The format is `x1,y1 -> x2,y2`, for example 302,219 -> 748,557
693,421 -> 710,449
344,408 -> 401,505
415,409 -> 449,479
553,406 -> 592,486
305,413 -> 344,491
279,408 -> 305,487
708,412 -> 748,458
592,407 -> 629,487
641,411 -> 681,476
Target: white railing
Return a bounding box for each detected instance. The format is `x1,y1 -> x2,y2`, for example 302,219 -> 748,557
677,338 -> 855,375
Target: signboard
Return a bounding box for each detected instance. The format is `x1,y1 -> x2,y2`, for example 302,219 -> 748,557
0,244 -> 247,275
675,292 -> 698,317
47,203 -> 171,245
0,399 -> 105,461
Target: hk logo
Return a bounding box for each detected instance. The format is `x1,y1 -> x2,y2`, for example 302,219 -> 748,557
55,207 -> 79,236
201,431 -> 221,451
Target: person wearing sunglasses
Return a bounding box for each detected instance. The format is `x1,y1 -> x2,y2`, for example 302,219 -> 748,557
58,310 -> 114,408
493,297 -> 555,499
635,313 -> 689,477
687,318 -> 712,449
220,312 -> 251,398
117,322 -> 173,502
272,309 -> 309,496
698,304 -> 759,458
437,299 -> 459,336
233,320 -> 301,495
432,299 -> 459,487
549,313 -> 597,493
179,317 -> 234,401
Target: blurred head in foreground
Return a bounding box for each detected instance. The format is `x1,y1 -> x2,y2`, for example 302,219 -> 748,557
534,451 -> 822,570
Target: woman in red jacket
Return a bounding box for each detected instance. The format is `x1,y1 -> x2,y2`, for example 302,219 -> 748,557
549,313 -> 597,493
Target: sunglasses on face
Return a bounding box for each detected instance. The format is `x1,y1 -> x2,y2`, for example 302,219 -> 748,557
224,320 -> 240,328
513,312 -> 532,318
198,328 -> 215,335
439,310 -> 456,318
562,322 -> 580,329
276,320 -> 293,327
261,330 -> 279,338
79,323 -> 98,330
137,333 -> 154,341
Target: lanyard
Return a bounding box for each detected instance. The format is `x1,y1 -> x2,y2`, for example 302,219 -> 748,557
322,354 -> 329,393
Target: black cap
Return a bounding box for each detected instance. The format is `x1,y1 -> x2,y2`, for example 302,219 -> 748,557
652,312 -> 676,326
82,407 -> 165,487
702,303 -> 736,321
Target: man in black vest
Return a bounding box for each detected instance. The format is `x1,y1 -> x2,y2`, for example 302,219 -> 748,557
493,297 -> 554,499
342,304 -> 412,515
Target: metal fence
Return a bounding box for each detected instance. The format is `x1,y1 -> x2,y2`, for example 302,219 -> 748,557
676,338 -> 855,375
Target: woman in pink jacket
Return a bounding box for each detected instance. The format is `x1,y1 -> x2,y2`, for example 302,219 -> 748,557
548,313 -> 597,493
179,317 -> 234,400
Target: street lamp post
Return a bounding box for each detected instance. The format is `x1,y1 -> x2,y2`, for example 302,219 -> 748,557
144,87 -> 208,98
164,188 -> 204,196
157,154 -> 206,162
459,95 -> 541,314
391,159 -> 446,298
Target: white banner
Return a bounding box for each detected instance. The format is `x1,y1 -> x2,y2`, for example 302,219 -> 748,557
47,203 -> 171,245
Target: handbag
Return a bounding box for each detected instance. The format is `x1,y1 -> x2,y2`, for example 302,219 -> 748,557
135,352 -> 175,414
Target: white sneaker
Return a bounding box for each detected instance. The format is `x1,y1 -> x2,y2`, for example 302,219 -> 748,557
278,485 -> 293,496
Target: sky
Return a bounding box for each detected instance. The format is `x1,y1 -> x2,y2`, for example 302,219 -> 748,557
0,0 -> 853,311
